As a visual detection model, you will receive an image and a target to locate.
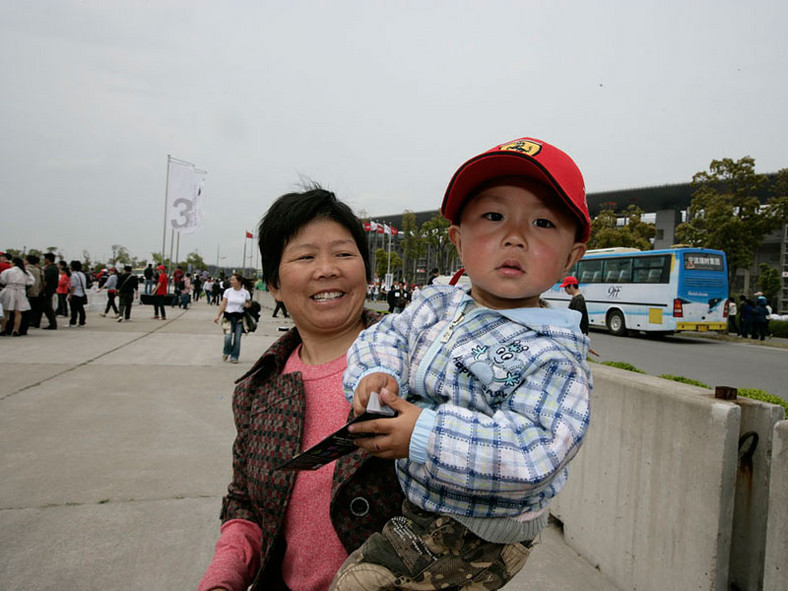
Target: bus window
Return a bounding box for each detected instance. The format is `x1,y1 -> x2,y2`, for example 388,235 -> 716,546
633,255 -> 669,283
602,258 -> 632,283
578,259 -> 603,283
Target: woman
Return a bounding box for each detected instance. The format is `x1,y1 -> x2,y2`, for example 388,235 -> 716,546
0,257 -> 34,336
213,273 -> 252,363
199,187 -> 403,591
56,261 -> 71,317
99,268 -> 120,318
68,260 -> 88,327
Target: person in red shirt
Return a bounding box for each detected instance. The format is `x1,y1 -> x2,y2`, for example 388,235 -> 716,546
0,251 -> 11,273
152,265 -> 169,320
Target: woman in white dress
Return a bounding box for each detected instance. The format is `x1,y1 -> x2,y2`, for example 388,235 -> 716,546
0,257 -> 34,336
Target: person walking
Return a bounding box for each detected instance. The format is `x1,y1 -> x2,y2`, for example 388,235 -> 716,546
23,255 -> 44,330
753,297 -> 769,341
561,275 -> 589,334
203,277 -> 214,304
68,260 -> 88,327
727,296 -> 738,335
99,268 -> 120,318
116,265 -> 139,322
56,261 -> 71,317
143,263 -> 154,295
39,253 -> 58,330
151,265 -> 168,320
213,273 -> 251,363
0,257 -> 34,336
272,299 -> 288,318
739,296 -> 754,338
181,273 -> 192,309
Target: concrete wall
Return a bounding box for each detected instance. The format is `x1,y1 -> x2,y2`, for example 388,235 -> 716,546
552,364 -> 741,591
764,421 -> 788,591
728,399 -> 785,591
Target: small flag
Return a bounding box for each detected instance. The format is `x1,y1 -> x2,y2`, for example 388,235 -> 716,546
245,231 -> 254,239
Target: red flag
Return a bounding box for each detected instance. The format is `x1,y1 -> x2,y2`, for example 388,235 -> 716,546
245,231 -> 254,239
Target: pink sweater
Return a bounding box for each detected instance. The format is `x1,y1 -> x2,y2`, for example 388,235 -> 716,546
198,346 -> 351,591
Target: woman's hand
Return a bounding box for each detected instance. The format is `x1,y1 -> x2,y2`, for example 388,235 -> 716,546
348,387 -> 422,460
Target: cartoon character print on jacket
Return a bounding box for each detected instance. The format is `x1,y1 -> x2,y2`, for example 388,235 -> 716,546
456,339 -> 529,400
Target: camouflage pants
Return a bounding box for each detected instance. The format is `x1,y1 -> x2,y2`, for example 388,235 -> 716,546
330,500 -> 532,590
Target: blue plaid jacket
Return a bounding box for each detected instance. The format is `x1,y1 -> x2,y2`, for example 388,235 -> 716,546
344,285 -> 592,519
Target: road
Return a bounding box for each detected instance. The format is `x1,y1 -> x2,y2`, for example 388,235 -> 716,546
587,330 -> 788,402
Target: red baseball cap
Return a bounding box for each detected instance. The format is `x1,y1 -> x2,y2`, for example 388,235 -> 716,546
441,137 -> 590,242
560,276 -> 579,288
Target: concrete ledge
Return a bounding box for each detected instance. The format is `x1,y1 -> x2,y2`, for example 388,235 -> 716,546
552,364 -> 740,591
764,420 -> 788,591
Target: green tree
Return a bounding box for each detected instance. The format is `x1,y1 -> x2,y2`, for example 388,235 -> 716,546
151,252 -> 172,269
421,214 -> 456,275
587,204 -> 654,250
45,246 -> 64,259
184,251 -> 207,270
82,250 -> 95,272
375,248 -> 402,281
675,157 -> 785,285
109,244 -> 132,267
400,211 -> 426,284
757,263 -> 780,304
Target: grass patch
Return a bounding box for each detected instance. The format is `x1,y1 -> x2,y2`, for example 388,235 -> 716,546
601,361 -> 645,374
659,375 -> 710,388
739,388 -> 788,415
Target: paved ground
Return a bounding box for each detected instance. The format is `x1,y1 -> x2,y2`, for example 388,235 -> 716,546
0,291 -> 619,590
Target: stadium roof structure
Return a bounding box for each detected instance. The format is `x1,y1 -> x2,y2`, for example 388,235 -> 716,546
370,173 -> 780,226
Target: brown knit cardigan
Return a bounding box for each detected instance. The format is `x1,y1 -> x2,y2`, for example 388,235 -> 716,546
220,309 -> 404,589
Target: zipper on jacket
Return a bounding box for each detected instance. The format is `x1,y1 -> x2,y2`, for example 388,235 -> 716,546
440,311 -> 466,343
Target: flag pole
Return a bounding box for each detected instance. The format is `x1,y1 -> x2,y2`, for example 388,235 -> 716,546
386,224 -> 392,275
175,232 -> 180,269
169,228 -> 175,278
161,155 -> 171,268
242,233 -> 248,277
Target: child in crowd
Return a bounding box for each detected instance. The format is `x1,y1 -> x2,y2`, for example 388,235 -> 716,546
333,137 -> 593,590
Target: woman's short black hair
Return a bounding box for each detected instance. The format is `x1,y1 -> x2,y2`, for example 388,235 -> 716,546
70,260 -> 82,272
258,184 -> 371,289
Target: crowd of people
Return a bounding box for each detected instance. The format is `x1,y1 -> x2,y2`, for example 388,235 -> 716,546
0,252 -> 259,340
728,292 -> 776,340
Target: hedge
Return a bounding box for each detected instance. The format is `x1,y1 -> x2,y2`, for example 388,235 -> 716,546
768,319 -> 788,338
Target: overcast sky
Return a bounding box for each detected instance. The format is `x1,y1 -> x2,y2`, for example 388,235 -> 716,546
2,0 -> 786,267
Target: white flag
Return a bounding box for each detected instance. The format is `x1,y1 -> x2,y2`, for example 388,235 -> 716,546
167,159 -> 207,234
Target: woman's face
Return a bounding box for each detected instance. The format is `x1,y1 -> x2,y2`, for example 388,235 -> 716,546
229,275 -> 240,288
270,218 -> 367,339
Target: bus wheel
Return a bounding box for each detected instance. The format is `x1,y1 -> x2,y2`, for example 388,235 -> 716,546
606,310 -> 627,336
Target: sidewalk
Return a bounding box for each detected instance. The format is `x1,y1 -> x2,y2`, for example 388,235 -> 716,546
0,292 -> 618,590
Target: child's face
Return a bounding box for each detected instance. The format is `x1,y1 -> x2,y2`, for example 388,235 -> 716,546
448,179 -> 586,309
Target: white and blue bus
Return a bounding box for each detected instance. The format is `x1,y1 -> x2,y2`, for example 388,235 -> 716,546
544,247 -> 729,336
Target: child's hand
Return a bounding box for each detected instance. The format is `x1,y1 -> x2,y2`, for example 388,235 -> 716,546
352,373 -> 399,417
348,387 -> 422,460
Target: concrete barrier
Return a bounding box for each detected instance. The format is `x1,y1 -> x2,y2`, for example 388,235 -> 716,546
552,364 -> 741,591
728,398 -> 785,591
764,420 -> 788,591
